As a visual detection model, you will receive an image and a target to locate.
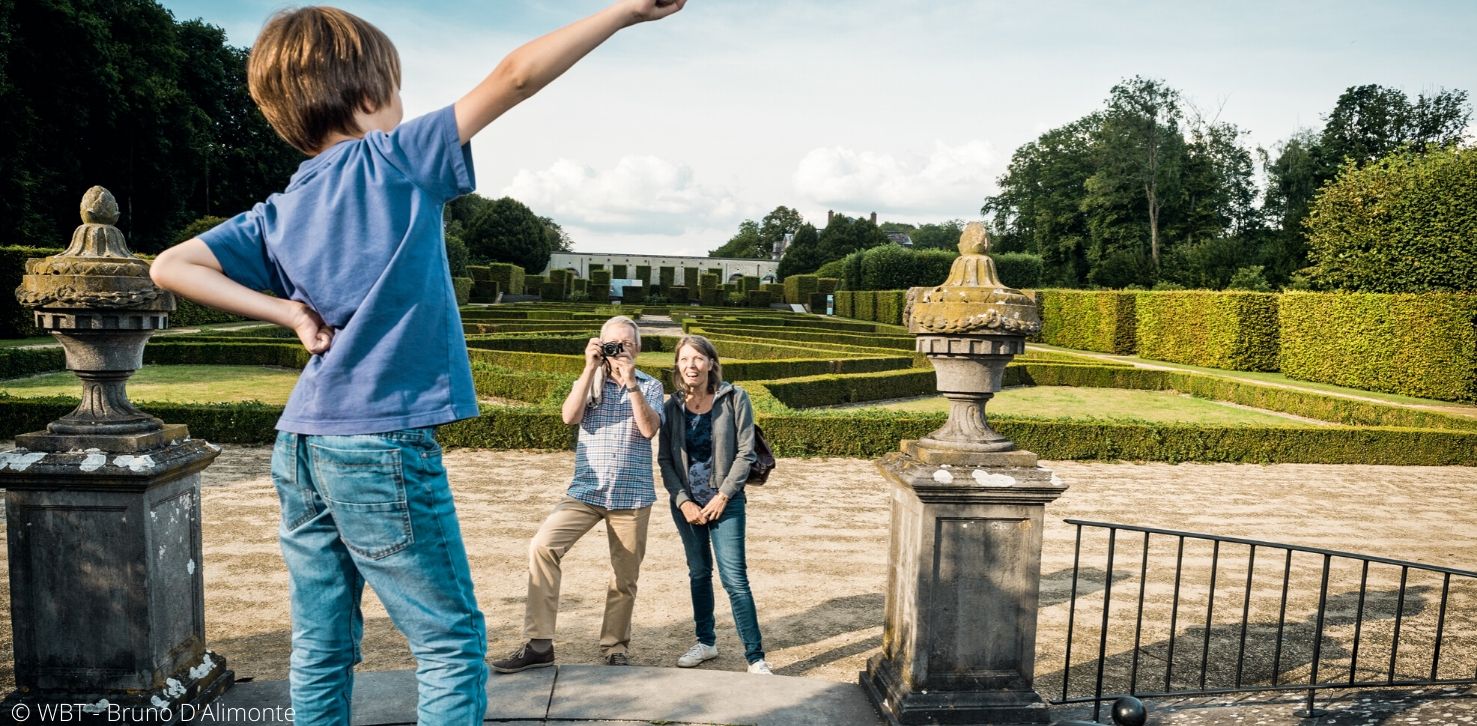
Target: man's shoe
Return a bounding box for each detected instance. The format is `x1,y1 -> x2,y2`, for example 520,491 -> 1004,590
491,642 -> 555,674
604,652 -> 630,666
747,659 -> 773,675
676,642 -> 719,668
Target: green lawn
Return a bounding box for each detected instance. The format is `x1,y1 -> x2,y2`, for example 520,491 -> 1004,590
1,365 -> 300,404
862,386 -> 1315,427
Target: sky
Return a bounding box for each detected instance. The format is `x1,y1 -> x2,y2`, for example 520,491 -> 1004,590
158,0 -> 1477,257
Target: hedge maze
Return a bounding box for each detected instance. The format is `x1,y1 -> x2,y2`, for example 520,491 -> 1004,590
3,299 -> 1474,465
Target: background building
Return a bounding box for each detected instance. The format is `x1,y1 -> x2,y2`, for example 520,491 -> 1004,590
543,252 -> 778,283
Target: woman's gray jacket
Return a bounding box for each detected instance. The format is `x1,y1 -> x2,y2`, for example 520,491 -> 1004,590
657,382 -> 757,508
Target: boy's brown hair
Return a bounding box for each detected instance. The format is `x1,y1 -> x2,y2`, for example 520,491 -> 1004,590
248,6 -> 402,155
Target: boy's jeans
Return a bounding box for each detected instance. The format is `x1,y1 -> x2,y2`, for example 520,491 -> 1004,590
669,493 -> 764,663
272,428 -> 487,725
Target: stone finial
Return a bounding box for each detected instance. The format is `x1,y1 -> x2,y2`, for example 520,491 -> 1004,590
80,185 -> 121,226
16,186 -> 170,311
959,221 -> 990,256
905,222 -> 1039,336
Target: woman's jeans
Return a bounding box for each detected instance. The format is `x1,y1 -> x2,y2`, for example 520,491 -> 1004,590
272,428 -> 487,725
670,493 -> 764,663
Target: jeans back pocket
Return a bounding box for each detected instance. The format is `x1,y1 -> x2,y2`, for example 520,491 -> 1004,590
309,442 -> 414,560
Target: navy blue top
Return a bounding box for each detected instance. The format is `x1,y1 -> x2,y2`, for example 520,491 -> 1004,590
684,408 -> 718,506
200,105 -> 479,435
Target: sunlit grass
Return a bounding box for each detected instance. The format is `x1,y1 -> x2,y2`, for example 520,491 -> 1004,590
861,386 -> 1313,427
1,365 -> 300,405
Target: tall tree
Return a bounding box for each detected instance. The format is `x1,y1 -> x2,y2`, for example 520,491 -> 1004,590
776,223 -> 823,278
757,206 -> 805,257
1095,76 -> 1184,270
455,195 -> 552,272
709,219 -> 762,258
982,116 -> 1099,286
910,220 -> 965,250
539,216 -> 573,253
816,213 -> 888,263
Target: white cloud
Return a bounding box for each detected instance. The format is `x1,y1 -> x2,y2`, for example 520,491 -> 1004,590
792,140 -> 1000,217
500,156 -> 744,236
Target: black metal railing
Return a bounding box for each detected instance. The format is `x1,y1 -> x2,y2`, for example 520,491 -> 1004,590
1044,519 -> 1477,723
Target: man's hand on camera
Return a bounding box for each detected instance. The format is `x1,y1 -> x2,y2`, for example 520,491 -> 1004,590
608,354 -> 639,389
584,337 -> 604,370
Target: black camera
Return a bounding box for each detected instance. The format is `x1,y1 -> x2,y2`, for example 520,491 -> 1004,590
600,341 -> 625,358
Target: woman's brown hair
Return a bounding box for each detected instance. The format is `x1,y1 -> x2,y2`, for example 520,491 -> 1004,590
672,334 -> 723,397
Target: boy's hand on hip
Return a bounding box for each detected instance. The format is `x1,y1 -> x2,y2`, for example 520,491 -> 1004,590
288,302 -> 334,355
621,0 -> 685,25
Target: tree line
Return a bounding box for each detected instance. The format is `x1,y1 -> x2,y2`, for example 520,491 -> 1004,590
983,78 -> 1471,291
0,0 -> 575,272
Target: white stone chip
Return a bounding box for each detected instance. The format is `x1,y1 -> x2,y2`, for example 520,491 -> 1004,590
187,559 -> 196,575
932,468 -> 954,484
972,470 -> 1016,487
80,450 -> 107,472
0,451 -> 46,471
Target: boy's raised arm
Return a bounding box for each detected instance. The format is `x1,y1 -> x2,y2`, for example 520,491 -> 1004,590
453,0 -> 684,144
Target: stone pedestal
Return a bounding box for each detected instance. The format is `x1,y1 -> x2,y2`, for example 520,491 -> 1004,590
862,450 -> 1066,725
0,439 -> 231,714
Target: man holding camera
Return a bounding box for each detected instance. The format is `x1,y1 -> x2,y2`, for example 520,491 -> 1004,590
492,315 -> 664,672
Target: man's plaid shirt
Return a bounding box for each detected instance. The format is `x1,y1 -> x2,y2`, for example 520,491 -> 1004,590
567,369 -> 665,510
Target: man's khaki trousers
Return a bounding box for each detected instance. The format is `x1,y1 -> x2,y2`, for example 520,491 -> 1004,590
524,496 -> 652,656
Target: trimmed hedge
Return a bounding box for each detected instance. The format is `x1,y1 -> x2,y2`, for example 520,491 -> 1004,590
2,245 -> 63,337
874,290 -> 907,325
1135,291 -> 1279,371
741,275 -> 760,294
783,274 -> 820,304
993,252 -> 1045,289
525,274 -> 548,292
487,263 -> 525,296
659,266 -> 676,288
667,286 -> 690,304
590,269 -> 611,285
699,288 -> 722,306
853,290 -> 877,322
611,264 -> 629,279
683,267 -> 700,289
589,283 -> 611,301
634,265 -> 652,285
835,290 -> 855,318
746,290 -> 773,308
0,347 -> 66,378
539,282 -> 565,301
622,285 -> 647,304
1038,290 -> 1137,354
452,277 -> 473,306
808,293 -> 829,313
1279,292 -> 1477,402
470,279 -> 500,304
817,277 -> 839,294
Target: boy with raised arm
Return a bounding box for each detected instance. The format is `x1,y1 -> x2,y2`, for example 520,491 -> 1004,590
151,2 -> 685,722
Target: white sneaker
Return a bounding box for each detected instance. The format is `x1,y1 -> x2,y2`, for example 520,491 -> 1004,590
747,659 -> 773,675
676,642 -> 719,668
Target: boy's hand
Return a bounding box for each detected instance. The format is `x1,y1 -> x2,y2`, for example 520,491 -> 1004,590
621,0 -> 686,25
288,302 -> 334,355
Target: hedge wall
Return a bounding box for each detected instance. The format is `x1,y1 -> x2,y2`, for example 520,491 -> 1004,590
487,263 -> 525,296
817,277 -> 839,294
1038,290 -> 1137,354
835,290 -> 855,318
612,264 -> 629,279
874,290 -> 907,325
667,286 -> 690,304
1279,292 -> 1477,402
853,290 -> 877,322
622,285 -> 647,304
683,267 -> 700,289
590,269 -> 611,285
699,288 -> 721,306
589,283 -> 611,301
659,266 -> 676,288
1135,291 -> 1279,371
0,347 -> 65,378
746,290 -> 773,307
453,277 -> 473,306
635,265 -> 652,285
783,275 -> 819,304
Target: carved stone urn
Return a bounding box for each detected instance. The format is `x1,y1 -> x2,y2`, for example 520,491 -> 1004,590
2,186 -> 230,714
902,221 -> 1041,463
862,222 -> 1067,725
15,186 -> 181,451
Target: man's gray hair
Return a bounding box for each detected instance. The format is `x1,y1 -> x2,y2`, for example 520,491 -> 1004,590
602,315 -> 641,350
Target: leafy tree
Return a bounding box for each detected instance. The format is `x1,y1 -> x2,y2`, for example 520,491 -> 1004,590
776,223 -> 823,278
910,220 -> 965,250
816,213 -> 888,262
982,117 -> 1100,286
1302,146 -> 1477,293
710,219 -> 762,258
0,2 -> 298,253
1090,76 -> 1184,270
757,206 -> 805,257
540,216 -> 573,253
457,196 -> 552,272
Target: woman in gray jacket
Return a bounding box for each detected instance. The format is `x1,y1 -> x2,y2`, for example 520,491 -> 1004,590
657,334 -> 770,674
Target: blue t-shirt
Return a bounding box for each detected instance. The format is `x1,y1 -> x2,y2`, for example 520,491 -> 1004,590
200,105 -> 479,435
